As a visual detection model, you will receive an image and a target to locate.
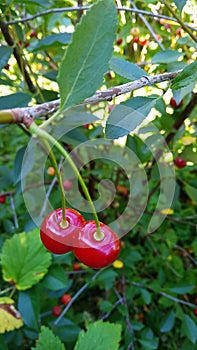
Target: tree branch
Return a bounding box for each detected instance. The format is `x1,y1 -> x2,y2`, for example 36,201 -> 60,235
0,70 -> 180,125
0,21 -> 37,93
4,5 -> 197,33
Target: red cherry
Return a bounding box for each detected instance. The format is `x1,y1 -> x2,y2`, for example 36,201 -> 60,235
73,262 -> 81,271
73,221 -> 121,269
133,36 -> 139,43
63,180 -> 72,191
0,195 -> 6,203
61,293 -> 71,305
30,30 -> 38,38
40,208 -> 85,254
170,97 -> 183,109
52,305 -> 62,316
174,157 -> 187,168
116,38 -> 123,46
194,308 -> 197,317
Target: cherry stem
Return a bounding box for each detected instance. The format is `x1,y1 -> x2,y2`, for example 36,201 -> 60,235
29,122 -> 102,238
31,129 -> 67,227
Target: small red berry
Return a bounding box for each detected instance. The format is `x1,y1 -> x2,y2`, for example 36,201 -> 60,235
61,294 -> 71,305
170,97 -> 183,109
84,124 -> 90,129
73,262 -> 80,271
116,38 -> 123,46
52,305 -> 62,317
193,308 -> 197,317
63,179 -> 72,191
3,64 -> 10,70
139,38 -> 148,46
176,28 -> 182,36
24,42 -> 30,48
133,36 -> 139,43
47,166 -> 55,176
174,157 -> 187,168
0,196 -> 6,203
30,30 -> 38,38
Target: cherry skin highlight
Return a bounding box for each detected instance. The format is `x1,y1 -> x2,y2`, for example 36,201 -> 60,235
40,208 -> 85,254
73,221 -> 121,269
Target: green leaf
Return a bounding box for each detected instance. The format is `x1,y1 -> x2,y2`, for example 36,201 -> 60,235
171,61 -> 197,90
140,289 -> 151,305
105,96 -> 157,139
1,229 -> 51,290
96,269 -> 118,291
74,320 -> 122,350
0,92 -> 32,109
185,184 -> 197,204
54,319 -> 80,343
0,46 -> 13,71
33,33 -> 71,51
138,338 -> 159,349
109,57 -> 147,80
174,0 -> 187,13
42,266 -> 69,291
14,145 -> 34,185
31,326 -> 65,350
160,311 -> 175,333
57,0 -> 117,111
181,315 -> 197,344
18,288 -> 40,331
167,284 -> 195,294
151,50 -> 183,64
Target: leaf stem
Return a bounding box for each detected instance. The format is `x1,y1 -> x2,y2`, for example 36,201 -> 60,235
41,138 -> 67,226
29,122 -> 102,236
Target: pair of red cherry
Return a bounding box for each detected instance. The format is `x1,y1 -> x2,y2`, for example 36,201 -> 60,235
40,208 -> 120,269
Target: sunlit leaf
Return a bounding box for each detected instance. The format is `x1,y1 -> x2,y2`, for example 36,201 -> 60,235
0,297 -> 23,334
1,229 -> 51,290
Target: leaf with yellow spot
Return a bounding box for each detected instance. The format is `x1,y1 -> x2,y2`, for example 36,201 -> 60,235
1,229 -> 51,290
0,297 -> 23,334
181,136 -> 196,146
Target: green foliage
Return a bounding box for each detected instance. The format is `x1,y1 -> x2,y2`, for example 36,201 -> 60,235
31,326 -> 65,350
57,0 -> 117,111
74,320 -> 122,350
0,0 -> 197,349
1,229 -> 51,289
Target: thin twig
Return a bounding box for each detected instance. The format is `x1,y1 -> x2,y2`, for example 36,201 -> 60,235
53,269 -> 102,326
129,0 -> 165,50
9,194 -> 19,229
130,281 -> 196,308
5,5 -> 197,33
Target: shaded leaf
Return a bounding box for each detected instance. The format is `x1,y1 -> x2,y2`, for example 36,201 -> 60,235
14,145 -> 34,185
171,61 -> 197,90
160,311 -> 175,333
0,92 -> 31,109
33,33 -> 71,51
181,315 -> 197,344
151,50 -> 183,64
1,229 -> 51,290
138,338 -> 159,349
167,284 -> 195,294
109,57 -> 147,80
105,96 -> 157,139
174,0 -> 187,13
185,184 -> 197,204
18,288 -> 40,331
57,0 -> 117,111
0,46 -> 13,71
74,320 -> 122,350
